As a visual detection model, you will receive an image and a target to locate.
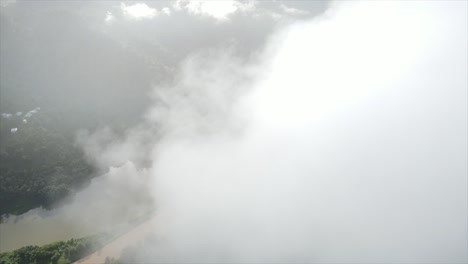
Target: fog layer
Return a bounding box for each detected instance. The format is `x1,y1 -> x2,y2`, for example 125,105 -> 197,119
1,1 -> 467,263
142,1 -> 467,263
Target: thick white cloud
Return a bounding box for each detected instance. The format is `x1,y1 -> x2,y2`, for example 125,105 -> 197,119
143,1 -> 467,263
121,3 -> 157,20
174,0 -> 254,21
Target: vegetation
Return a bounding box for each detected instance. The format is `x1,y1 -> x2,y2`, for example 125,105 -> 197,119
0,87 -> 147,216
0,110 -> 95,216
1,1 -> 157,216
0,234 -> 110,264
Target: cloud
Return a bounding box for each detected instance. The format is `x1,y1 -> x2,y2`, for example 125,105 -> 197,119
121,3 -> 157,20
138,1 -> 467,263
186,1 -> 238,20
162,7 -> 171,16
174,0 -> 254,21
105,11 -> 113,23
1,1 -> 466,263
280,4 -> 309,15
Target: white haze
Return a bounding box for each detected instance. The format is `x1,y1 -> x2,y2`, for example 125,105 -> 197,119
0,162 -> 153,251
140,1 -> 468,263
2,1 -> 467,263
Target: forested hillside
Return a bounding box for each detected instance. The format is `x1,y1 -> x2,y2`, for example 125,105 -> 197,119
0,109 -> 94,215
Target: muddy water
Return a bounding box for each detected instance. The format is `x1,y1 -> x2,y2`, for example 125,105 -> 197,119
0,162 -> 154,252
0,208 -> 101,252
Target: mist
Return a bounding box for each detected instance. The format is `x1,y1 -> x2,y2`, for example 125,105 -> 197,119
1,1 -> 467,263
142,2 -> 467,263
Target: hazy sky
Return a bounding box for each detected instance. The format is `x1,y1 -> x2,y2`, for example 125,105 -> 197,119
0,0 -> 328,112
1,1 -> 467,263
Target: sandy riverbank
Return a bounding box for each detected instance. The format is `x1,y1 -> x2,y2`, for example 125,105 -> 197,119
74,217 -> 156,264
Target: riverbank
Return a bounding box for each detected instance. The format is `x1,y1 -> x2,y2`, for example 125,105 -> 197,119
74,217 -> 156,264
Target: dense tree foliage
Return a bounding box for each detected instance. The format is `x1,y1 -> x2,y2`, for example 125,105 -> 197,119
0,109 -> 95,215
0,234 -> 110,264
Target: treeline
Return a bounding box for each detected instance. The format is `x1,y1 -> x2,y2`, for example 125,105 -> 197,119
0,110 -> 94,215
0,88 -> 146,216
0,234 -> 110,264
